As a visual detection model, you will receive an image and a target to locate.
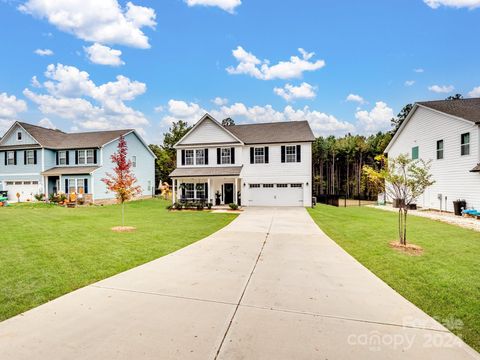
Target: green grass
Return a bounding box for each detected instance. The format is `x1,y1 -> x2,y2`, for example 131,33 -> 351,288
308,205 -> 480,352
0,199 -> 236,321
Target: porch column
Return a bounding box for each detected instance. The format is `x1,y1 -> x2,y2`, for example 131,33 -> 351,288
172,179 -> 176,204
207,178 -> 211,204
233,178 -> 237,205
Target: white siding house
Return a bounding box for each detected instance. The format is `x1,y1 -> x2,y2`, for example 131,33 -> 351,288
385,99 -> 480,211
170,114 -> 315,207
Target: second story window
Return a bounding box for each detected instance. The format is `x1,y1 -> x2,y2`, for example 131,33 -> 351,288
25,150 -> 35,165
436,140 -> 444,160
195,149 -> 205,165
78,150 -> 86,164
59,151 -> 67,165
6,151 -> 15,165
185,150 -> 194,165
461,133 -> 470,156
86,149 -> 95,164
221,148 -> 231,164
286,145 -> 296,163
76,149 -> 96,165
132,156 -> 137,167
254,147 -> 265,163
412,146 -> 419,160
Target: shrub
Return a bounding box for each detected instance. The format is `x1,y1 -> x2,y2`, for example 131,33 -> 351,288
207,202 -> 213,210
196,203 -> 204,211
229,203 -> 239,210
34,193 -> 45,202
166,204 -> 174,210
174,202 -> 183,210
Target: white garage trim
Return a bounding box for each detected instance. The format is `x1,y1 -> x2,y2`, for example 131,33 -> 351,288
248,183 -> 304,207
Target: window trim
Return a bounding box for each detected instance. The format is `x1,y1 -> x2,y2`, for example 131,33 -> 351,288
59,150 -> 67,165
411,146 -> 419,160
7,151 -> 15,165
285,145 -> 297,163
254,147 -> 265,164
132,155 -> 137,168
184,183 -> 195,199
290,183 -> 303,188
195,149 -> 205,165
17,132 -> 22,141
461,132 -> 470,156
26,150 -> 35,165
221,148 -> 232,165
436,140 -> 444,160
185,150 -> 194,165
249,184 -> 260,188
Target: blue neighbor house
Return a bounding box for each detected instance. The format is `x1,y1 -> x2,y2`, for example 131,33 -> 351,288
0,122 -> 156,203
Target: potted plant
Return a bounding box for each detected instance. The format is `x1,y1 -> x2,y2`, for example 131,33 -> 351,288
215,191 -> 221,206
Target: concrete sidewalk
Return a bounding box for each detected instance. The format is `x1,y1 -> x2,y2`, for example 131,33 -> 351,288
0,208 -> 478,359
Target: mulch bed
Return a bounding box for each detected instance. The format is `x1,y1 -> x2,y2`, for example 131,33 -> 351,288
389,241 -> 424,256
111,226 -> 136,232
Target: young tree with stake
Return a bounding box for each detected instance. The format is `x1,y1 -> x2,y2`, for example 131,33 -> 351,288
102,135 -> 142,228
363,154 -> 434,246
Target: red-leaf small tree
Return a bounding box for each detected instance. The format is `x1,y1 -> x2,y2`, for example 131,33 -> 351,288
102,135 -> 142,227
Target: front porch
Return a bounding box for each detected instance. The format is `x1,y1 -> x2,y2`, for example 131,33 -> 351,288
172,177 -> 242,206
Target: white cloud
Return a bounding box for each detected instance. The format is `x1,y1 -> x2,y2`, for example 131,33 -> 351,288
428,84 -> 454,93
38,117 -> 55,128
414,68 -> 424,73
0,92 -> 28,134
355,101 -> 394,133
226,46 -> 325,80
424,0 -> 480,9
346,93 -> 365,104
34,48 -> 53,56
84,43 -> 124,66
212,97 -> 229,106
23,63 -> 148,132
274,82 -> 316,101
404,80 -> 416,86
468,86 -> 480,97
185,0 -> 241,13
19,0 -> 156,49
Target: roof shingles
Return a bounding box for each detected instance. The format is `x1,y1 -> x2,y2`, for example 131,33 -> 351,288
417,98 -> 480,124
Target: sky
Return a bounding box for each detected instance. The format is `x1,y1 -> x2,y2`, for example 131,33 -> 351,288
0,0 -> 480,143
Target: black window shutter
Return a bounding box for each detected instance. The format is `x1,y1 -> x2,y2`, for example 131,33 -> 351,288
56,151 -> 59,165
65,179 -> 69,193
204,182 -> 208,200
231,147 -> 235,164
205,148 -> 209,165
250,147 -> 254,164
4,152 -> 6,166
93,149 -> 97,164
296,145 -> 301,162
217,148 -> 221,164
66,151 -> 70,165
265,147 -> 269,163
181,150 -> 185,166
181,186 -> 185,198
281,146 -> 286,163
34,150 -> 37,165
24,150 -> 27,165
85,179 -> 89,194
13,151 -> 17,165
75,150 -> 79,165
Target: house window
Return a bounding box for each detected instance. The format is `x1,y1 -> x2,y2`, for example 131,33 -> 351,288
262,184 -> 274,188
184,183 -> 194,199
461,133 -> 470,156
86,149 -> 95,164
78,150 -> 86,164
436,140 -> 444,160
17,132 -> 22,141
412,146 -> 419,160
68,179 -> 76,194
23,181 -> 32,185
185,150 -> 194,165
196,183 -> 205,199
254,147 -> 265,164
6,181 -> 14,185
221,148 -> 231,164
77,179 -> 85,194
26,150 -> 35,165
132,156 -> 137,168
147,180 -> 151,191
249,184 -> 260,188
276,184 -> 288,188
290,183 -> 303,188
7,151 -> 15,165
196,149 -> 205,165
285,145 -> 296,163
32,181 -> 38,185
59,151 -> 67,165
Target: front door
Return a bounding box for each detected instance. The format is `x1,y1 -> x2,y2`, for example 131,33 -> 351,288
224,183 -> 234,204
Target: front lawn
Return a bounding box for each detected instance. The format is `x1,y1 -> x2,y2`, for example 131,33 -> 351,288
0,198 -> 236,321
308,205 -> 480,352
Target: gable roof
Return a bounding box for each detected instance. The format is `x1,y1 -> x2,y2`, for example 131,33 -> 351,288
385,98 -> 480,153
0,121 -> 133,149
417,98 -> 480,124
227,120 -> 315,144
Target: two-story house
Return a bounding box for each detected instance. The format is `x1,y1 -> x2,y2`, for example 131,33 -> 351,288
385,98 -> 480,211
169,114 -> 315,207
0,121 -> 155,203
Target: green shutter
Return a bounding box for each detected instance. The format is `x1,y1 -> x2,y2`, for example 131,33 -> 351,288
412,146 -> 419,160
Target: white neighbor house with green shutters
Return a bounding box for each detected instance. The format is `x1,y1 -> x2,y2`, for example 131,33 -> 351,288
169,114 -> 315,207
0,121 -> 155,203
385,98 -> 480,212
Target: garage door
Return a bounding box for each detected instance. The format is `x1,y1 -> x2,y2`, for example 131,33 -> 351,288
248,183 -> 303,206
4,180 -> 40,202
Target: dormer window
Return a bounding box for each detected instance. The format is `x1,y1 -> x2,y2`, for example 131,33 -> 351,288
17,132 -> 22,141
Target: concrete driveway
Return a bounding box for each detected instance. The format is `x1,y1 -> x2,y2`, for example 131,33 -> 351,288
0,207 -> 478,360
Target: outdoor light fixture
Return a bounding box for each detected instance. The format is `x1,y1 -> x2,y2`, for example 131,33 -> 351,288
243,182 -> 246,187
